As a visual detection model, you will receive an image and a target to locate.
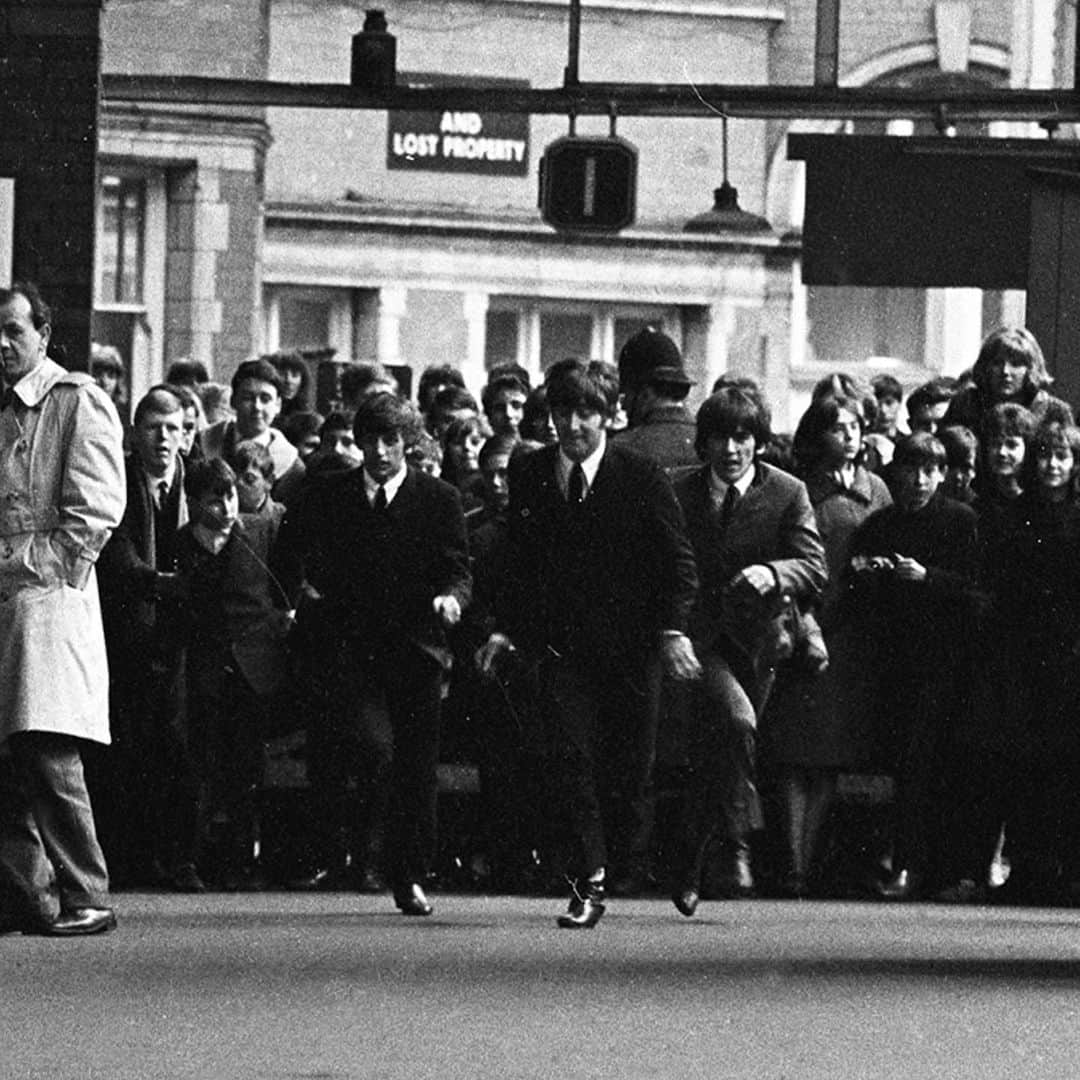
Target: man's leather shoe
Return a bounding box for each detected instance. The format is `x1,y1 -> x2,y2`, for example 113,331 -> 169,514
47,907 -> 117,936
393,883 -> 433,916
672,885 -> 700,918
557,880 -> 606,929
877,869 -> 918,901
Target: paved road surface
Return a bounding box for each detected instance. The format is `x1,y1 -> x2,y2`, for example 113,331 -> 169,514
3,893 -> 1080,1080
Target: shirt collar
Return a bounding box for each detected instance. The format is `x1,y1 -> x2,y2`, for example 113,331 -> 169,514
142,461 -> 177,499
557,431 -> 607,497
10,358 -> 67,407
364,463 -> 408,506
708,463 -> 755,503
241,426 -> 273,448
806,464 -> 875,506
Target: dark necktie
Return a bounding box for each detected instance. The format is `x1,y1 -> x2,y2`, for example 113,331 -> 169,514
567,463 -> 585,506
720,483 -> 740,531
156,481 -> 169,511
373,485 -> 388,511
0,388 -> 14,412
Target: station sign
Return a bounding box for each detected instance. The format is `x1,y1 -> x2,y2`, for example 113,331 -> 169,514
387,75 -> 530,177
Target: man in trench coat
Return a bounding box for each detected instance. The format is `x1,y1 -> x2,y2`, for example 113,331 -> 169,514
0,282 -> 126,935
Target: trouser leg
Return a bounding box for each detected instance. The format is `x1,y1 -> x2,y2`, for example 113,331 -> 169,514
677,651 -> 762,881
602,657 -> 662,879
5,732 -> 109,913
543,658 -> 605,879
0,746 -> 58,923
381,648 -> 444,888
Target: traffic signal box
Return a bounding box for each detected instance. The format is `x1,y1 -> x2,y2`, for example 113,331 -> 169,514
539,135 -> 638,232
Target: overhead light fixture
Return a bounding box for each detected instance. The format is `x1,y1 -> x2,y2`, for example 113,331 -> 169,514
684,113 -> 772,234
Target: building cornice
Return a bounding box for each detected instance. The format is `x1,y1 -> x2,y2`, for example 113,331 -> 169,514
265,200 -> 791,255
102,101 -> 273,152
489,0 -> 784,18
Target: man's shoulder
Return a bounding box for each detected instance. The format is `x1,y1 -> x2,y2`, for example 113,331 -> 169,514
603,438 -> 667,479
754,460 -> 809,499
509,442 -> 558,485
404,465 -> 463,506
671,462 -> 706,496
933,493 -> 978,529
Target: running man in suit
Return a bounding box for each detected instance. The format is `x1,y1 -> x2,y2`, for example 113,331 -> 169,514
480,359 -> 700,928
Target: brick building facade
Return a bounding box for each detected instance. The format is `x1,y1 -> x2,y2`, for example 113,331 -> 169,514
2,0 -> 1074,428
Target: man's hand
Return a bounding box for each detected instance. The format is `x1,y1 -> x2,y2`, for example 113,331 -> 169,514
662,633 -> 702,681
477,632 -> 515,676
728,564 -> 776,597
892,556 -> 927,583
433,594 -> 462,627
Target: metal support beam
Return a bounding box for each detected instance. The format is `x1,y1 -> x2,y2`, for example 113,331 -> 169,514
565,0 -> 581,88
814,0 -> 840,88
1075,0 -> 1080,93
102,73 -> 1080,125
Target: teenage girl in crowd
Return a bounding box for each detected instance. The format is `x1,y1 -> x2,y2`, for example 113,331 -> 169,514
765,388 -> 892,897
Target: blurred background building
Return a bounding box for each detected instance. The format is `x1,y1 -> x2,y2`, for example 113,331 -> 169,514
8,0 -> 1077,429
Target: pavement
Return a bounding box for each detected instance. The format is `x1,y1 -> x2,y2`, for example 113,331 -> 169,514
3,893 -> 1080,1080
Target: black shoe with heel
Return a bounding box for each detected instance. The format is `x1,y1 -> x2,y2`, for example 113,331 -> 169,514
557,879 -> 606,929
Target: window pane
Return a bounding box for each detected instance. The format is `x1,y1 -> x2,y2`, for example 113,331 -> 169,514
807,286 -> 925,367
278,298 -> 332,352
99,175 -> 146,304
539,312 -> 592,371
485,309 -> 518,371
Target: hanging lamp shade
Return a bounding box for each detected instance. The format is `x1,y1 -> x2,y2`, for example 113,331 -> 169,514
684,180 -> 772,234
685,113 -> 772,235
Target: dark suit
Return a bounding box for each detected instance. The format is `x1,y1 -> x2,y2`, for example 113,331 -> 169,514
497,441 -> 698,880
278,465 -> 471,887
672,462 -> 826,877
95,455 -> 195,882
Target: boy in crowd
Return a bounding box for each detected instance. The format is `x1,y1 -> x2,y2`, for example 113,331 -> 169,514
233,439 -> 285,525
200,358 -> 306,506
417,364 -> 465,422
406,430 -> 443,476
870,374 -> 904,441
96,385 -> 199,891
482,370 -> 529,439
906,377 -> 958,436
303,410 -> 363,478
846,431 -> 979,901
176,458 -> 293,889
939,425 -> 979,505
428,385 -> 480,442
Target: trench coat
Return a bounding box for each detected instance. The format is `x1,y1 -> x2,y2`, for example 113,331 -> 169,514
0,359 -> 126,745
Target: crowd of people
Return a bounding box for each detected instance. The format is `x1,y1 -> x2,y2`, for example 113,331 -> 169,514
4,275 -> 1080,933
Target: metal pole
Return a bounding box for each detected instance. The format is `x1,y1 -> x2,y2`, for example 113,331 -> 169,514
814,0 -> 840,88
565,0 -> 581,88
1075,0 -> 1080,93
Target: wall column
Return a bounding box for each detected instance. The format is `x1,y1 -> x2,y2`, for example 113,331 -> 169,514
461,291 -> 489,395
925,288 -> 982,375
377,286 -> 407,367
